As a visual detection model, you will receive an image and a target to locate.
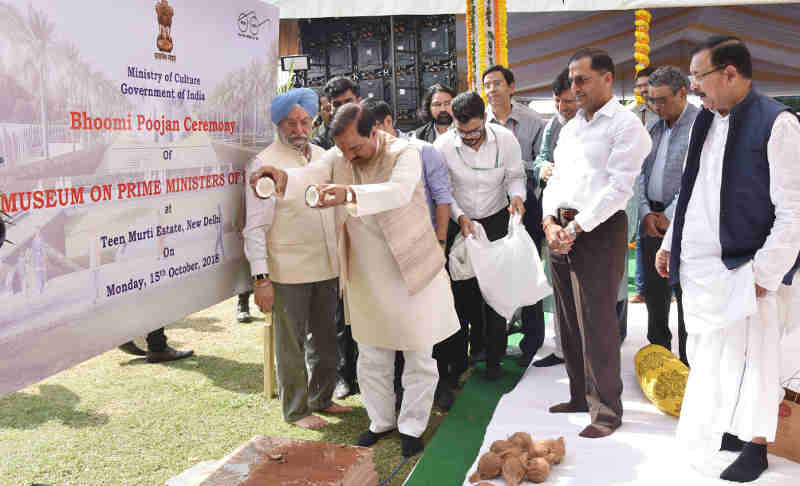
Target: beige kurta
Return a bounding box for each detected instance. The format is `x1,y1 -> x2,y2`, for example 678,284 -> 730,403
284,140 -> 460,351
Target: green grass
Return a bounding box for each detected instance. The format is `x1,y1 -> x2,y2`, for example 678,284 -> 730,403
0,297 -> 442,486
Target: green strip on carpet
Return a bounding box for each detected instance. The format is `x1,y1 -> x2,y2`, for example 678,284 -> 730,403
405,335 -> 525,486
408,250 -> 638,485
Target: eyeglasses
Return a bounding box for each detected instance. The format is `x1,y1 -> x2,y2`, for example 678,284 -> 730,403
431,100 -> 452,108
568,75 -> 593,87
457,126 -> 484,138
688,66 -> 726,84
648,96 -> 671,106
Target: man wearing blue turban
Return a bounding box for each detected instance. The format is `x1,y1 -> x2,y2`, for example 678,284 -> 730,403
243,88 -> 350,429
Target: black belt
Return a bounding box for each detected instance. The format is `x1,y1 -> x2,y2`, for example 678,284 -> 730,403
648,200 -> 666,212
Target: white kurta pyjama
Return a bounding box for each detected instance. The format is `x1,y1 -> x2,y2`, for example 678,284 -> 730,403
661,111 -> 800,463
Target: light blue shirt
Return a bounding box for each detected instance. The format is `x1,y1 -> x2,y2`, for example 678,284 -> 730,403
647,126 -> 672,204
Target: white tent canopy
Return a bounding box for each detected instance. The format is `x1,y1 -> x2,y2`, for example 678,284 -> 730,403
470,4 -> 800,100
264,0 -> 796,19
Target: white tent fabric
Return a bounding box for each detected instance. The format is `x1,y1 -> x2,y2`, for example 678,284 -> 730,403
457,5 -> 800,100
265,0 -> 797,19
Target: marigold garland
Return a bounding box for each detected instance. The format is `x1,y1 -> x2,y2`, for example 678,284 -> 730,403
476,0 -> 487,96
633,9 -> 652,105
465,0 -> 510,95
497,0 -> 508,67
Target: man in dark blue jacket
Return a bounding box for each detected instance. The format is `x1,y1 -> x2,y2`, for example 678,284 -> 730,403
657,36 -> 800,483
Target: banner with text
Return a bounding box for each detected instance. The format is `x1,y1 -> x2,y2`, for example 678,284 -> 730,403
0,0 -> 278,395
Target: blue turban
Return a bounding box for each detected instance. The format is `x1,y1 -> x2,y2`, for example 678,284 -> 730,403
271,88 -> 318,125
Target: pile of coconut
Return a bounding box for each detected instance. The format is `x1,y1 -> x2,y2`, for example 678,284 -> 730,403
468,432 -> 565,485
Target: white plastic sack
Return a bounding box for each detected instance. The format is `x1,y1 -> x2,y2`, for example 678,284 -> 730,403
465,214 -> 552,321
447,222 -> 488,281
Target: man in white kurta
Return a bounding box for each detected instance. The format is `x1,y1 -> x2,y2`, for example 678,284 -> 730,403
251,102 -> 460,457
657,37 -> 800,482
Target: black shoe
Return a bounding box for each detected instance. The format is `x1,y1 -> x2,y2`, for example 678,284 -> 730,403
118,341 -> 146,356
400,433 -> 425,457
517,353 -> 534,368
485,366 -> 503,382
720,432 -> 746,452
435,384 -> 456,410
533,353 -> 565,367
146,346 -> 194,363
720,442 -> 768,483
236,298 -> 252,323
354,428 -> 395,447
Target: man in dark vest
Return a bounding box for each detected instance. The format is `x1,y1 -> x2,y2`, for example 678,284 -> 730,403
656,36 -> 800,483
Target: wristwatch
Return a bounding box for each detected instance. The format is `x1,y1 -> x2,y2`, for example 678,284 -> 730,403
345,187 -> 354,203
566,221 -> 577,236
252,273 -> 268,282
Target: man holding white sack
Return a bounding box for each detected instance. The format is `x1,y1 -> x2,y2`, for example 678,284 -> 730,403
656,36 -> 800,482
250,102 -> 459,458
541,48 -> 651,438
434,91 -> 526,382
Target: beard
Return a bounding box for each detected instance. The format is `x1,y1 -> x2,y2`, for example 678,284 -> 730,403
434,112 -> 453,126
280,132 -> 310,152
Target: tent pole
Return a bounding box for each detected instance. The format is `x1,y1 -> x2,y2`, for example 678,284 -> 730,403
389,15 -> 398,127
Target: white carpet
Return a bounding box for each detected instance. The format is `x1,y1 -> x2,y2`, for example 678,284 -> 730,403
462,304 -> 800,486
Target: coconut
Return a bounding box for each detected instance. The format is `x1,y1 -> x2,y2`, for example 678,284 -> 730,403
524,456 -> 551,483
508,432 -> 534,453
489,439 -> 513,454
476,451 -> 503,479
531,439 -> 552,458
501,455 -> 526,486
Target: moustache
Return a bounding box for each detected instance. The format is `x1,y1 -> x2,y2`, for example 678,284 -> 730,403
435,113 -> 453,125
461,136 -> 482,147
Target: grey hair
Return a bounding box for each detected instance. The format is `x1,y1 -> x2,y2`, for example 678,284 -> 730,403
647,66 -> 689,94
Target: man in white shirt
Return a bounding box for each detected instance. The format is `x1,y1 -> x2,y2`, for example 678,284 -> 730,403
657,36 -> 800,482
250,103 -> 460,458
541,48 -> 651,438
483,64 -> 546,368
435,91 -> 526,381
244,88 -> 350,430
